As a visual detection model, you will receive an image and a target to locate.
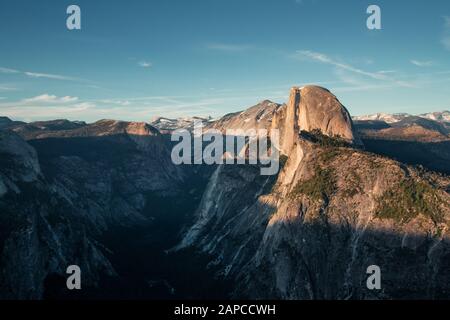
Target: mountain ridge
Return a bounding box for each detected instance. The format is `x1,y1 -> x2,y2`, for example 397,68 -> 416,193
1,85 -> 449,299
353,110 -> 450,124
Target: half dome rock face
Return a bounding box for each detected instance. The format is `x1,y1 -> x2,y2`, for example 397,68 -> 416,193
283,86 -> 361,149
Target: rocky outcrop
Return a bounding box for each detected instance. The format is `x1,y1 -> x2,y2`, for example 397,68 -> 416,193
204,86 -> 361,155
178,135 -> 450,299
177,86 -> 450,299
240,142 -> 449,299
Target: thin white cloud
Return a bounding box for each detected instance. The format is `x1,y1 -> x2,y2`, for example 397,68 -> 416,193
87,84 -> 102,89
24,72 -> 79,81
0,103 -> 94,121
206,43 -> 253,52
0,93 -> 94,121
138,61 -> 152,68
0,85 -> 18,91
23,94 -> 79,104
294,50 -> 414,87
296,50 -> 386,81
377,70 -> 397,74
99,99 -> 131,106
331,83 -> 400,93
330,68 -> 399,93
0,66 -> 89,82
0,67 -> 20,74
410,60 -> 434,67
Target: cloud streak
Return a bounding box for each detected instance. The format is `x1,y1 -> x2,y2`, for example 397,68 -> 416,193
0,85 -> 18,91
24,72 -> 80,81
99,99 -> 131,106
410,60 -> 434,67
138,61 -> 152,68
23,94 -> 79,104
0,67 -> 20,74
0,94 -> 81,108
0,66 -> 89,82
294,50 -> 414,88
296,50 -> 385,81
0,94 -> 94,121
206,43 -> 253,52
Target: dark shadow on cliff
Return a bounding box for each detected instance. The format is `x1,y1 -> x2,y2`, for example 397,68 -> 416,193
41,176 -> 230,299
26,134 -> 225,299
232,214 -> 450,300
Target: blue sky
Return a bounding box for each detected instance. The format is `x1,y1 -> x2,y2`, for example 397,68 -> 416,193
0,0 -> 449,122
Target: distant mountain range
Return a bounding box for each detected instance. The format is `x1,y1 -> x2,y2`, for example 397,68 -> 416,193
351,111 -> 450,174
354,114 -> 450,142
353,110 -> 450,123
149,116 -> 213,133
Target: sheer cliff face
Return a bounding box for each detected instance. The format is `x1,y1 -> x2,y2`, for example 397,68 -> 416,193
179,86 -> 450,299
